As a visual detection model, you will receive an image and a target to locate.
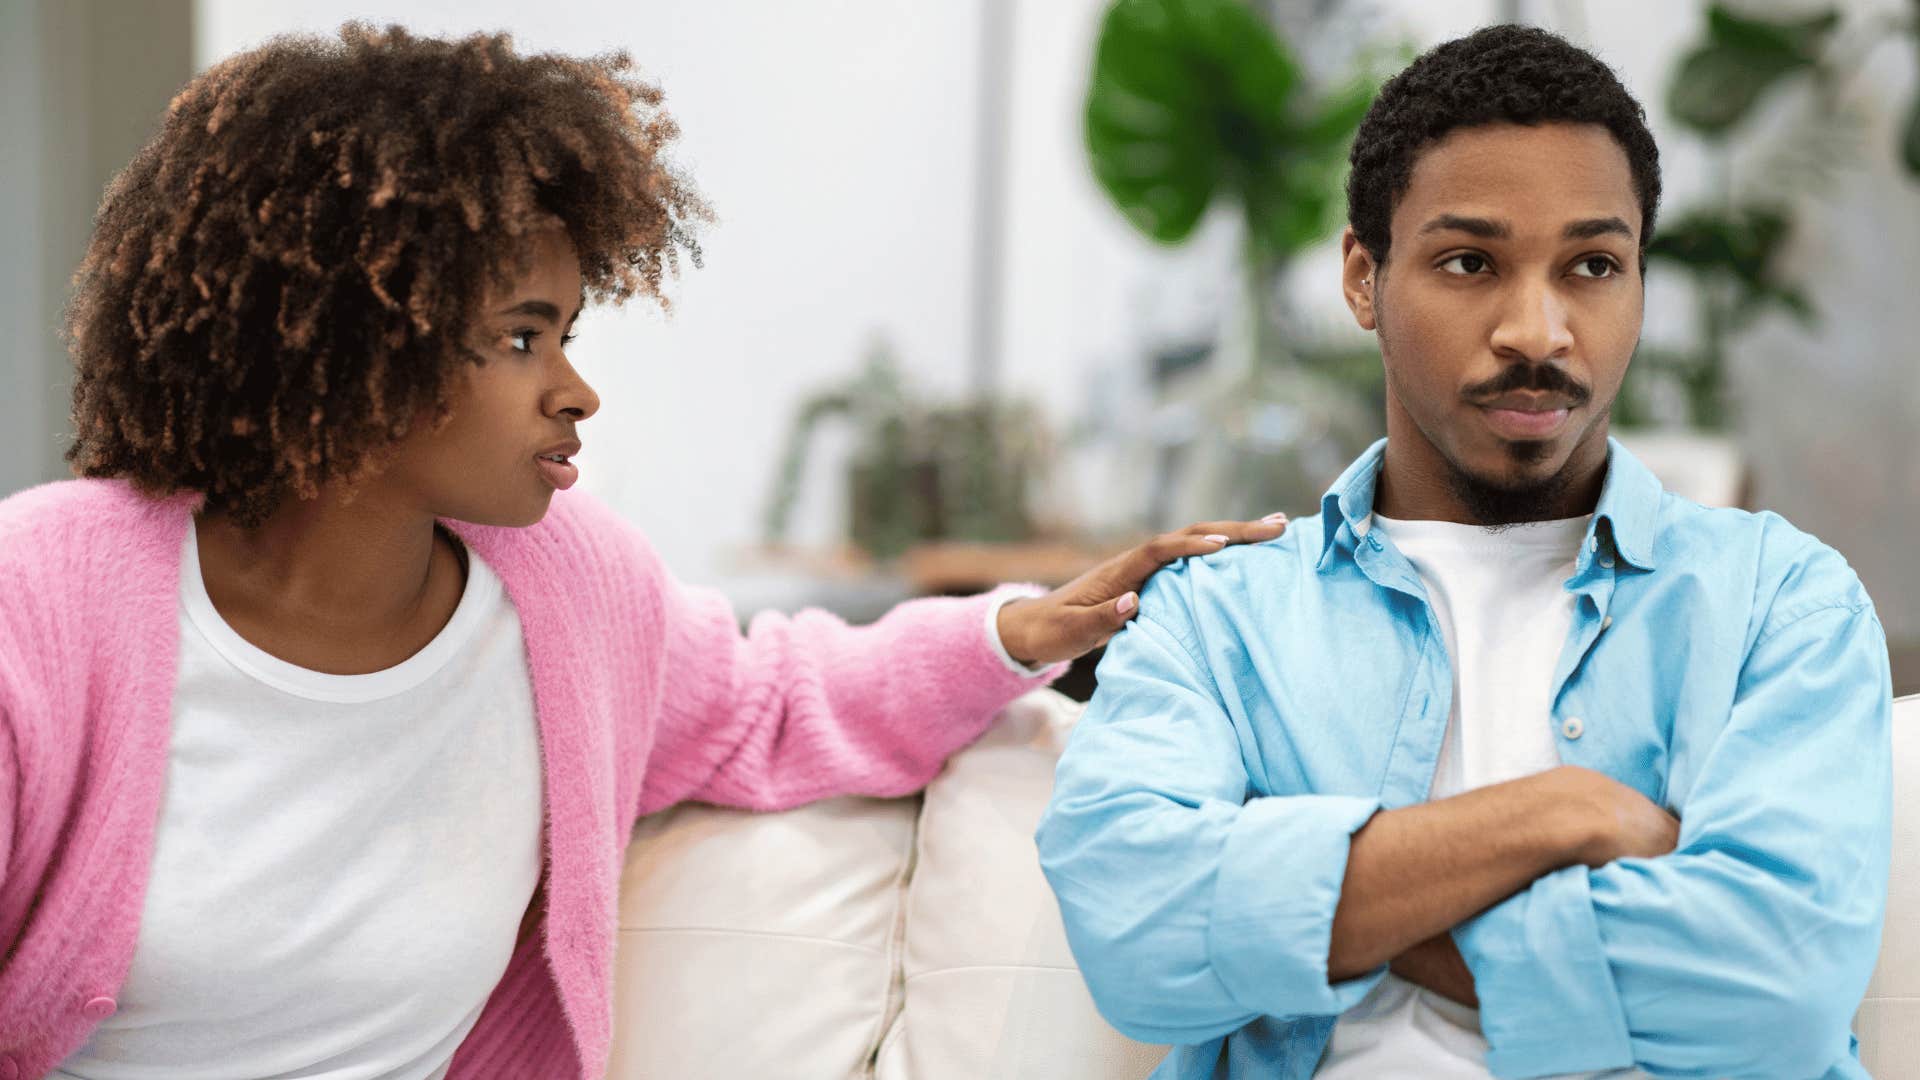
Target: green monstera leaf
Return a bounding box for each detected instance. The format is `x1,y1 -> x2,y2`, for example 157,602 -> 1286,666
1648,206 -> 1815,328
1085,0 -> 1368,263
1668,4 -> 1840,136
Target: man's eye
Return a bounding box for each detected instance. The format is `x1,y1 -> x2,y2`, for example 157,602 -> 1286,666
1572,256 -> 1620,279
1440,253 -> 1489,276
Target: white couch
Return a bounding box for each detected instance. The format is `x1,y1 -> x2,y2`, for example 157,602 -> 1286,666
609,690 -> 1917,1079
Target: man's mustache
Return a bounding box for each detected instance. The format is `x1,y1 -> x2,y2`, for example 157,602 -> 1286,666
1463,364 -> 1592,407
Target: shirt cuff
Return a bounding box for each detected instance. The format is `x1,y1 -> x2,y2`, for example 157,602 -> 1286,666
1452,864 -> 1636,1077
1207,792 -> 1387,1018
984,586 -> 1052,677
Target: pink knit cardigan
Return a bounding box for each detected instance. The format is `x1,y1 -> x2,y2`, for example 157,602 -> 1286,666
0,479 -> 1058,1078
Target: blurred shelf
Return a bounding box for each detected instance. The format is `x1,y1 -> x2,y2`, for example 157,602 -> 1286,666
899,539 -> 1136,596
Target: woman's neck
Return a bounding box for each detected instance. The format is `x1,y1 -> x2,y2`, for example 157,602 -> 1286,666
193,483 -> 469,674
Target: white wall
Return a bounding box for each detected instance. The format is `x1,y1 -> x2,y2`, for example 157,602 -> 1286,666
0,0 -> 52,498
4,0 -> 194,498
198,0 -> 986,594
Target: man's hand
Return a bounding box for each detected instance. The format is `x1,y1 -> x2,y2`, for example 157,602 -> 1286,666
996,515 -> 1289,667
1390,933 -> 1479,1008
1541,765 -> 1681,868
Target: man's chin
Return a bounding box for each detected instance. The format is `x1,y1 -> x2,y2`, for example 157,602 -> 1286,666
1481,437 -> 1564,484
1443,442 -> 1575,525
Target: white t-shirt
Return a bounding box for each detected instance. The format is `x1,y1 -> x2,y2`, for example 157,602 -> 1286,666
1316,512 -> 1649,1080
55,526 -> 545,1080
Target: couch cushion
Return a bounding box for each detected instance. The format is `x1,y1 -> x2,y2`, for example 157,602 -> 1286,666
1855,693 -> 1918,1076
609,794 -> 918,1079
875,689 -> 1167,1080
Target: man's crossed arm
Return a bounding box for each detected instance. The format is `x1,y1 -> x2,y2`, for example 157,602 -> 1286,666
1328,764 -> 1680,1000
1036,598 -> 1890,1079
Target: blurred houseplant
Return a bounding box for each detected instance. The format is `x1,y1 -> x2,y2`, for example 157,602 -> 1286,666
1084,0 -> 1388,524
1625,1 -> 1920,430
761,341 -> 1045,562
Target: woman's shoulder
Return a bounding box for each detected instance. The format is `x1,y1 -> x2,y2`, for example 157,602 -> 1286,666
0,476 -> 192,544
0,477 -> 193,607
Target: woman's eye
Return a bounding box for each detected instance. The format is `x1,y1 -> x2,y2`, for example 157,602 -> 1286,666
1440,253 -> 1489,276
560,332 -> 578,347
1572,256 -> 1620,279
509,329 -> 538,353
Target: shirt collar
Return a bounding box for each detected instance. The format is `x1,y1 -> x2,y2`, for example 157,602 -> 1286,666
1315,436 -> 1662,573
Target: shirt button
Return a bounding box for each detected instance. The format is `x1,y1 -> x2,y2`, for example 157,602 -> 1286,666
1588,535 -> 1598,553
1602,615 -> 1613,631
82,995 -> 118,1021
1562,716 -> 1585,740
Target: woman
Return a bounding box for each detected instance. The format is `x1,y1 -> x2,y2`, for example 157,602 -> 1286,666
0,24 -> 1287,1080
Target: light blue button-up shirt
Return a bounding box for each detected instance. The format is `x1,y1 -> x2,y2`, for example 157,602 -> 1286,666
1036,438 -> 1891,1080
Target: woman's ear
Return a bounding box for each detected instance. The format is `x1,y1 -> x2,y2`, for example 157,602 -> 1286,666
1340,227 -> 1379,332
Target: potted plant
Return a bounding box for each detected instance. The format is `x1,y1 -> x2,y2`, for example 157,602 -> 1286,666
761,340 -> 1045,563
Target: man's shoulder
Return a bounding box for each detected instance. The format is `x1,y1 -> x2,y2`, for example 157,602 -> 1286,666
1134,513 -> 1327,629
1655,494 -> 1871,629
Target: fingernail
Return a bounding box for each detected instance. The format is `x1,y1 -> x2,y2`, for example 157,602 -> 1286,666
1116,592 -> 1138,615
1204,534 -> 1228,544
1261,512 -> 1288,525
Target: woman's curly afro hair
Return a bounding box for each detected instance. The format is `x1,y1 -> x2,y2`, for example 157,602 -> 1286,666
65,23 -> 709,524
1346,24 -> 1661,273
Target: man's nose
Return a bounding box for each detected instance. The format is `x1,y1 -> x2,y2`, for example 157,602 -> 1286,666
1489,277 -> 1575,362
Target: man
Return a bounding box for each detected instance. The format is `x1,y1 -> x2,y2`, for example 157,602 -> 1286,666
1035,24 -> 1891,1080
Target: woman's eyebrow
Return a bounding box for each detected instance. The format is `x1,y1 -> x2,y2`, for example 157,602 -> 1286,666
495,297 -> 586,326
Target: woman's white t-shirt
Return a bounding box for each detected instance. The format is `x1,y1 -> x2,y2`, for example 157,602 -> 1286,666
54,527 -> 544,1080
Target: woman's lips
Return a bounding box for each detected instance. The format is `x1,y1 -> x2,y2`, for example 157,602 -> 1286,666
1479,405 -> 1571,440
536,455 -> 579,490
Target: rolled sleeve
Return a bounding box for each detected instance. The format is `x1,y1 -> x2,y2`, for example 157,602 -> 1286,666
1452,865 -> 1633,1077
1036,580 -> 1387,1045
1210,792 -> 1387,1018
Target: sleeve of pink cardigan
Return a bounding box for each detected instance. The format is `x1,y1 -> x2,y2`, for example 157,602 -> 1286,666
636,564 -> 1066,816
0,703 -> 13,880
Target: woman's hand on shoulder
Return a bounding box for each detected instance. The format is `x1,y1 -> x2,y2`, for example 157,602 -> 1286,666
996,513 -> 1289,668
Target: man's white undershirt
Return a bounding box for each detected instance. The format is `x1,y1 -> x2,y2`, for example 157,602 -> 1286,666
1316,511 -> 1648,1080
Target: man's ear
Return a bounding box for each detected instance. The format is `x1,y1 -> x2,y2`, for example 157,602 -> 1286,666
1340,227 -> 1379,332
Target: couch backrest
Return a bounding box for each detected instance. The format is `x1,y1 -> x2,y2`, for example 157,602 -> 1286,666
609,689 -> 1162,1080
1854,692 -> 1917,1076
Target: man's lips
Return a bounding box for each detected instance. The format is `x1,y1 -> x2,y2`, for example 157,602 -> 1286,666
1474,395 -> 1576,440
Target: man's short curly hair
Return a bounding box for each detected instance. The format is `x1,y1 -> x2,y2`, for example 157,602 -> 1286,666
1346,24 -> 1661,272
65,23 -> 709,524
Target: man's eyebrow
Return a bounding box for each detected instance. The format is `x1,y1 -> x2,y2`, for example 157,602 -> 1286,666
1419,214 -> 1510,239
1562,216 -> 1635,242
